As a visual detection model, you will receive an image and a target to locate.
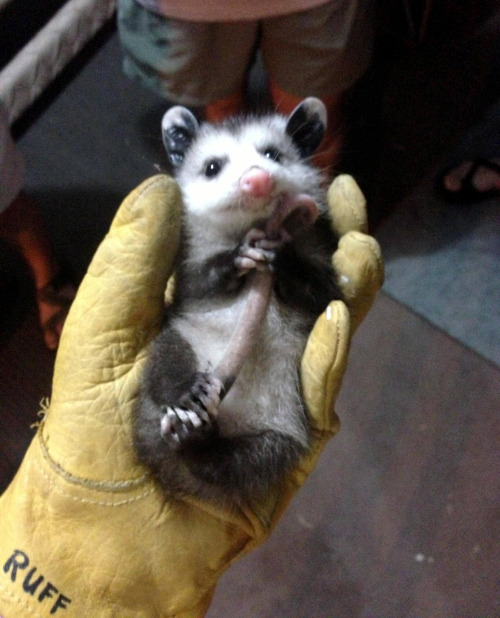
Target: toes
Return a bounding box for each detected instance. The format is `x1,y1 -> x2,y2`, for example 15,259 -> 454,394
186,408 -> 204,428
443,162 -> 473,192
160,374 -> 223,446
243,228 -> 266,244
191,374 -> 223,417
160,407 -> 183,445
160,406 -> 208,447
204,373 -> 224,396
235,256 -> 258,274
175,407 -> 203,428
238,247 -> 272,263
254,237 -> 283,251
244,247 -> 270,262
236,247 -> 275,274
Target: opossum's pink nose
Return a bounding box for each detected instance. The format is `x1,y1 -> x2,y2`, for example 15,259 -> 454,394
239,168 -> 274,198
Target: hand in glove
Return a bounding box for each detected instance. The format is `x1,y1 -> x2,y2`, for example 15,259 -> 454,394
0,174 -> 383,617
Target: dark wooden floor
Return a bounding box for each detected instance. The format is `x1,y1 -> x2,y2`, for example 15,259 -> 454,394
1,1 -> 500,615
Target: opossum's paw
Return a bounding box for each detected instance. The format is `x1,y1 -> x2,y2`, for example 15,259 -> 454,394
182,372 -> 223,417
160,373 -> 223,447
235,228 -> 286,275
160,406 -> 205,448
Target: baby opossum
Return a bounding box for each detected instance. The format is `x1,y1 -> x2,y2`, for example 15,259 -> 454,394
135,98 -> 342,507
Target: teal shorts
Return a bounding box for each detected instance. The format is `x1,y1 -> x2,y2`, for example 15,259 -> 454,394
117,0 -> 374,106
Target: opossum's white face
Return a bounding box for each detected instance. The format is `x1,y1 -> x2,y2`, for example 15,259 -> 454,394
176,116 -> 324,238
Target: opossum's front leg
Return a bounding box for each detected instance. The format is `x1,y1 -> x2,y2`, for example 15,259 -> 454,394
183,229 -> 288,297
160,372 -> 224,448
234,228 -> 290,276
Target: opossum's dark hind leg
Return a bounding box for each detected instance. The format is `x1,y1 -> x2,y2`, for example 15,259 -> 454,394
160,372 -> 224,448
135,326 -> 222,459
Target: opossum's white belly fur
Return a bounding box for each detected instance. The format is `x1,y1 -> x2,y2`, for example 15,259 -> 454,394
171,292 -> 309,446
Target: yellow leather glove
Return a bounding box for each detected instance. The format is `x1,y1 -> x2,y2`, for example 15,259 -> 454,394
0,174 -> 383,617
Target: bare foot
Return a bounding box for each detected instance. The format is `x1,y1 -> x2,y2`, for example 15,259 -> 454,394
37,270 -> 76,350
441,158 -> 500,202
0,190 -> 76,350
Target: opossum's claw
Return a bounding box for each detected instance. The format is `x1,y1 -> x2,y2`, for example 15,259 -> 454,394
235,227 -> 284,275
161,373 -> 223,447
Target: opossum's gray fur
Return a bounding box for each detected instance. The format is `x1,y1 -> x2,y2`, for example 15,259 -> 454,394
135,100 -> 342,507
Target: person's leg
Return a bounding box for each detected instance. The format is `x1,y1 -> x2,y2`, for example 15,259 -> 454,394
204,90 -> 247,123
268,81 -> 344,174
263,0 -> 375,175
1,102 -> 74,349
0,191 -> 57,292
0,191 -> 75,350
118,0 -> 255,119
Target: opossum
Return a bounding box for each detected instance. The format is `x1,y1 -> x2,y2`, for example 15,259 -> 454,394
135,98 -> 342,507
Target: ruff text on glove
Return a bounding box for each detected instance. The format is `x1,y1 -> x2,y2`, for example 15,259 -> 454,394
3,550 -> 71,613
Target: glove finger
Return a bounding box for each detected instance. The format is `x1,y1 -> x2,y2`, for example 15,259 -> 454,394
327,173 -> 368,236
333,231 -> 384,333
301,300 -> 350,433
43,175 -> 182,480
62,175 -> 182,351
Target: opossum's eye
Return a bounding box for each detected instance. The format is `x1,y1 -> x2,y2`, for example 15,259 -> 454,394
263,147 -> 282,164
204,158 -> 225,178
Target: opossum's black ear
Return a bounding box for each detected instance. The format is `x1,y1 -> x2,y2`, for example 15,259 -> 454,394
286,97 -> 327,159
161,106 -> 199,167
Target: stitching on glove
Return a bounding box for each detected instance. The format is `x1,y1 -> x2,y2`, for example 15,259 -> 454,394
37,431 -> 149,493
37,463 -> 156,507
115,173 -> 177,227
0,580 -> 43,617
130,173 -> 171,205
30,397 -> 50,430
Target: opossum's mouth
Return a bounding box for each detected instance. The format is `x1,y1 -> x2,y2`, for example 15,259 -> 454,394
220,193 -> 280,226
236,190 -> 317,213
236,191 -> 281,212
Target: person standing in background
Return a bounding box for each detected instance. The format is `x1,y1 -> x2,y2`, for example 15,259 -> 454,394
0,103 -> 75,350
117,0 -> 375,174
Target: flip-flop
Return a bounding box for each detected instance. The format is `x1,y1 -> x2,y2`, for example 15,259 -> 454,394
36,268 -> 76,350
436,158 -> 500,204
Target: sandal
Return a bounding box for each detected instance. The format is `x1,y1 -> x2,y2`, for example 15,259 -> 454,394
36,268 -> 76,351
436,158 -> 500,204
